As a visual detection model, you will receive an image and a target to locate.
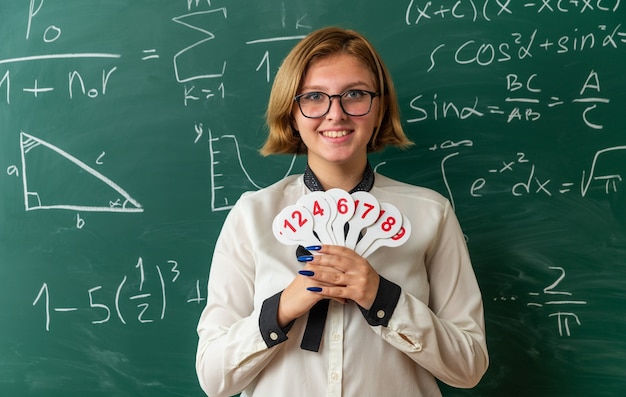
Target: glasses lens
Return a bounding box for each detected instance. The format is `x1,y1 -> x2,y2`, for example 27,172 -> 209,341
341,90 -> 373,116
298,92 -> 329,118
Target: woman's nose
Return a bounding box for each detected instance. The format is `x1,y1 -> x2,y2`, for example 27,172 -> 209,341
326,96 -> 347,119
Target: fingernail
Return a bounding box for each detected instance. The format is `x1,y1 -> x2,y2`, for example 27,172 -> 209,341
297,255 -> 314,262
305,245 -> 322,251
298,270 -> 314,277
307,287 -> 323,292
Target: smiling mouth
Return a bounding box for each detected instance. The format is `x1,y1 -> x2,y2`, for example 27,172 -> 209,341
321,130 -> 351,138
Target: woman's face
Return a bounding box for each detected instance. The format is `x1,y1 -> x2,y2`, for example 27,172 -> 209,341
292,53 -> 379,171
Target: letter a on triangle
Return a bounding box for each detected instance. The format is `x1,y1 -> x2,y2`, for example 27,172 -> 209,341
20,132 -> 143,213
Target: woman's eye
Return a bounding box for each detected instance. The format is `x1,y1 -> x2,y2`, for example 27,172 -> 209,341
303,92 -> 324,102
344,90 -> 366,99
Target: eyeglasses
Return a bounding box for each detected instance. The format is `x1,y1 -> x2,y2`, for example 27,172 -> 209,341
294,89 -> 379,118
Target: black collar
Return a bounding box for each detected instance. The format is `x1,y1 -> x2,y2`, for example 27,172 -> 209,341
303,162 -> 375,193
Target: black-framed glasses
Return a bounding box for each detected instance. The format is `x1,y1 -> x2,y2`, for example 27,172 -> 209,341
294,89 -> 379,118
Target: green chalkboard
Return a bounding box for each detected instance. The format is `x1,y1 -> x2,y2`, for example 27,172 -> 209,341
1,1 -> 625,396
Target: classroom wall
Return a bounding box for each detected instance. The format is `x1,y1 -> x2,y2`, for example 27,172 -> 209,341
1,1 -> 625,396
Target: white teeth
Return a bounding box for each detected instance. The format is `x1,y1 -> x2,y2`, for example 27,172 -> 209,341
321,130 -> 350,138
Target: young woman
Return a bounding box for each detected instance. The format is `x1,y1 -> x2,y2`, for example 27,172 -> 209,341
196,27 -> 489,397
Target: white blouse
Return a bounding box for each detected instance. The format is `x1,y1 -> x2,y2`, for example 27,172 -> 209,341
196,172 -> 489,397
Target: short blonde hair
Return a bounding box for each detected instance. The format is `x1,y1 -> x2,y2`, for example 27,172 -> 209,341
260,27 -> 413,156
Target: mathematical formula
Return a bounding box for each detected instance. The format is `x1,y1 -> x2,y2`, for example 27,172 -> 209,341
423,25 -> 626,72
433,144 -> 625,210
32,257 -> 205,331
408,70 -> 612,129
406,0 -> 622,26
528,266 -> 588,337
494,265 -> 588,336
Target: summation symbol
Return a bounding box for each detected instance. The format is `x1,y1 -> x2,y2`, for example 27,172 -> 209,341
172,7 -> 228,83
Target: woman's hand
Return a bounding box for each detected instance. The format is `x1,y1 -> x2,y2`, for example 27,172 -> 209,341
304,245 -> 380,309
277,245 -> 380,327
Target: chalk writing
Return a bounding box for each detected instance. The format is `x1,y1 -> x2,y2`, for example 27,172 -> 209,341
406,0 -> 622,26
245,35 -> 307,83
0,2 -> 123,101
436,144 -> 625,206
207,126 -> 296,211
32,257 -> 204,331
17,132 -> 143,213
527,266 -> 588,336
172,8 -> 228,84
0,58 -> 120,103
407,70 -> 611,129
425,25 -> 625,72
480,147 -> 624,197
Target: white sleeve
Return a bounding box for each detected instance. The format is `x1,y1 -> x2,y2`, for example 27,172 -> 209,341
374,202 -> 489,388
195,202 -> 286,397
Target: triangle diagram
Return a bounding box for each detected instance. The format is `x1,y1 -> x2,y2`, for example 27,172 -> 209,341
19,131 -> 143,213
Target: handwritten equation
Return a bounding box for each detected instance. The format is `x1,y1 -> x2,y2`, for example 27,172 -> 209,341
32,257 -> 206,331
408,70 -> 612,129
423,24 -> 626,72
433,143 -> 625,209
494,265 -> 588,336
406,0 -> 622,25
528,266 -> 588,337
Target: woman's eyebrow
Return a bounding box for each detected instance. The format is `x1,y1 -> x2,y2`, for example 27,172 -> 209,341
300,81 -> 373,92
